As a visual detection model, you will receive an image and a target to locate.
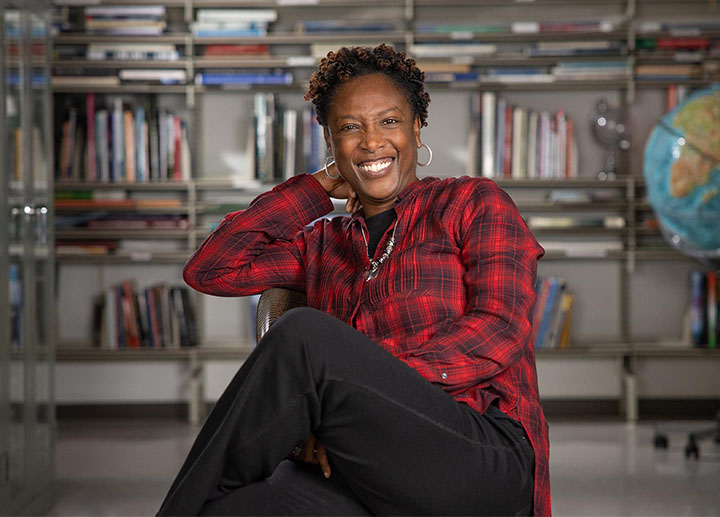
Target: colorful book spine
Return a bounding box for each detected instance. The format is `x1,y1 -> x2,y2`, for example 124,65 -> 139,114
690,270 -> 707,347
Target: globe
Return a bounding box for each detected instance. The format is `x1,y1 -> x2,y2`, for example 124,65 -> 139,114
643,84 -> 720,255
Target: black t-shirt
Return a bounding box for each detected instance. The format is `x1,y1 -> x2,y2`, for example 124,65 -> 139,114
365,208 -> 397,258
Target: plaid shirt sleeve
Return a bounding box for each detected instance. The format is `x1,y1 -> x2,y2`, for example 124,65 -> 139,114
182,174 -> 333,297
402,182 -> 542,393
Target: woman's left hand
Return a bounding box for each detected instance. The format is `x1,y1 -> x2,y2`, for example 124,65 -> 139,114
288,434 -> 332,478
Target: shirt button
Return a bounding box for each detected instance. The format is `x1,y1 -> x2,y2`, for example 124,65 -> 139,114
441,372 -> 448,380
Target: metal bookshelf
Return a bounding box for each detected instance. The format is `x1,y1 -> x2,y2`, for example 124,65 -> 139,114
49,0 -> 720,423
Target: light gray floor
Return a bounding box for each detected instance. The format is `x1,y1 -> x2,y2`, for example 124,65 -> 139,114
46,418 -> 720,516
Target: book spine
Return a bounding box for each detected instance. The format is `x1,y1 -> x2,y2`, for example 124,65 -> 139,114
527,111 -> 538,179
481,92 -> 496,178
708,271 -> 717,349
86,93 -> 97,181
690,270 -> 707,347
124,110 -> 136,182
495,97 -> 505,178
112,98 -> 124,182
503,103 -> 513,178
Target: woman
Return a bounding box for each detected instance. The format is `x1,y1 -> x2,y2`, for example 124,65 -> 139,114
158,44 -> 549,516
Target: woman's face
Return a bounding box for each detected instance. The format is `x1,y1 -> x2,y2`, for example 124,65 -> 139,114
324,73 -> 422,217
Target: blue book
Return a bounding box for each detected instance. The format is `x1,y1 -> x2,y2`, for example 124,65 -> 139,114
196,72 -> 293,85
193,28 -> 266,37
535,277 -> 561,348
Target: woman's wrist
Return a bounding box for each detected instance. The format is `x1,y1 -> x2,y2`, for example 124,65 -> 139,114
310,169 -> 334,194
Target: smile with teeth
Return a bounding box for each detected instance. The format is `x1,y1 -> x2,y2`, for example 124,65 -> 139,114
358,158 -> 393,173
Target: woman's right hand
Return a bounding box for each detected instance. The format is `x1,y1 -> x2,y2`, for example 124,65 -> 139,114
311,163 -> 362,214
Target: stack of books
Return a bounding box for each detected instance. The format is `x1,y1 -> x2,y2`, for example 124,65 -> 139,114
86,43 -> 180,61
56,94 -> 191,183
468,92 -> 579,180
191,9 -> 276,38
95,281 -> 197,349
552,60 -> 631,81
84,5 -> 167,36
199,44 -> 270,59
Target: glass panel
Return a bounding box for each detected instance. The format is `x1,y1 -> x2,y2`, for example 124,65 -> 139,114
5,4 -> 28,499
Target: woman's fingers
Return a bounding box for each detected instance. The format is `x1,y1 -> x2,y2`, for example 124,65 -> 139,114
314,444 -> 331,479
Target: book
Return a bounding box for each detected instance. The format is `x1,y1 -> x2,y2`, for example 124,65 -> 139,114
511,107 -> 528,179
283,109 -> 298,180
195,72 -> 293,86
690,270 -> 707,347
481,92 -> 496,178
86,93 -> 97,181
495,97 -> 505,178
707,271 -> 717,349
196,9 -> 277,23
503,103 -> 513,178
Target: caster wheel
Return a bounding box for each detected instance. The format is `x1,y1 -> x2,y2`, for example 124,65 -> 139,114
685,441 -> 699,459
654,434 -> 669,449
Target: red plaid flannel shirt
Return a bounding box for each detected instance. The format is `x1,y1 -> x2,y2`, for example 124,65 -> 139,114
184,174 -> 550,516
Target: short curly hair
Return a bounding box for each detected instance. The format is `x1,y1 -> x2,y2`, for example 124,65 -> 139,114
304,44 -> 430,129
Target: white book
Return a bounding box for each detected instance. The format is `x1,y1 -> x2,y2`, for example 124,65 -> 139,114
409,43 -> 497,57
119,69 -> 187,82
196,9 -> 277,23
527,111 -> 538,179
181,125 -> 191,182
481,92 -> 496,178
112,98 -> 124,182
511,107 -> 528,179
85,6 -> 166,17
283,109 -> 297,180
539,111 -> 551,178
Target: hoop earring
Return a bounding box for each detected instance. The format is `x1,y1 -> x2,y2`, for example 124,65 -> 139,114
324,156 -> 340,180
417,143 -> 433,167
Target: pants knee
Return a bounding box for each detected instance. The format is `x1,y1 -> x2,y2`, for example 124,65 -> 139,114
259,307 -> 333,358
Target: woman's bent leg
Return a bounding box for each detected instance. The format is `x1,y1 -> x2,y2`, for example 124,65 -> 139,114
199,460 -> 372,516
158,308 -> 534,516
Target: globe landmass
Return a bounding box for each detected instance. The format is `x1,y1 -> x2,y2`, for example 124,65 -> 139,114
643,85 -> 720,251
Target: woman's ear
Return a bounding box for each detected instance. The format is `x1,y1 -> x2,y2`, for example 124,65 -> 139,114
323,127 -> 333,158
413,116 -> 422,148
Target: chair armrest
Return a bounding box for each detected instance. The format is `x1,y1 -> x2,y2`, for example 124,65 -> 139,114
255,288 -> 307,343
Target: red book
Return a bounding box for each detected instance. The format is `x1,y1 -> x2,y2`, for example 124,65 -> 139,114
656,37 -> 710,50
122,280 -> 141,348
503,104 -> 513,178
667,84 -> 678,111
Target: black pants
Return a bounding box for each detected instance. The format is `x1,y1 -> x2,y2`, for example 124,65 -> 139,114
157,308 -> 534,516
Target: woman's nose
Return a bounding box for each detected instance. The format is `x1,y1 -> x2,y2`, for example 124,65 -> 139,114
361,126 -> 385,152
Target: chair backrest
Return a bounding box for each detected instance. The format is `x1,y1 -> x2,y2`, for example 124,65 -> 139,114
255,288 -> 308,343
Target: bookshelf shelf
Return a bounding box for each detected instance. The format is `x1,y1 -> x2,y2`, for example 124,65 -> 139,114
49,0 -> 720,422
192,31 -> 407,45
56,251 -> 192,263
494,178 -> 630,188
55,204 -> 193,214
52,84 -> 189,94
426,79 -> 632,91
54,59 -> 192,69
413,30 -> 629,44
55,181 -> 192,191
56,229 -> 192,239
56,345 -> 254,361
193,0 -> 404,5
54,33 -> 191,44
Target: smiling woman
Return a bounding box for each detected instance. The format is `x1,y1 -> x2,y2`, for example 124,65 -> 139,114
158,44 -> 550,517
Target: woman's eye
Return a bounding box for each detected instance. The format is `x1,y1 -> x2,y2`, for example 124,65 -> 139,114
341,124 -> 358,132
383,118 -> 398,125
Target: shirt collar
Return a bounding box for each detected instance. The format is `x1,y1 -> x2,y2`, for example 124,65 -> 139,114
350,176 -> 437,222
